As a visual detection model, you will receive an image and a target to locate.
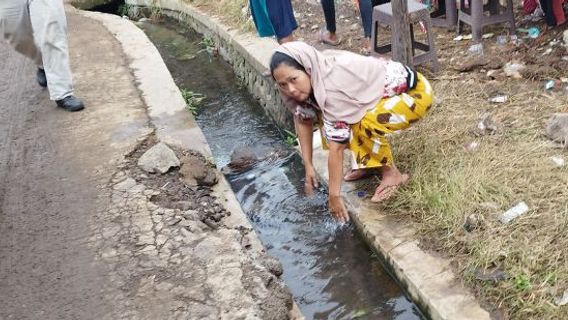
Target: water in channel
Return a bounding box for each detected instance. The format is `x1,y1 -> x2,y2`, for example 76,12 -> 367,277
139,18 -> 423,320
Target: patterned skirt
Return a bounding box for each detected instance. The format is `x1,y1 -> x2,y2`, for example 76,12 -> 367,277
347,72 -> 433,169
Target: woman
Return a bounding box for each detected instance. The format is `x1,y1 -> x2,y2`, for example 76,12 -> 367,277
270,42 -> 433,222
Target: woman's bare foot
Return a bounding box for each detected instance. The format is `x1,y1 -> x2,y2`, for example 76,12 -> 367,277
319,29 -> 341,46
371,166 -> 409,202
343,168 -> 378,181
361,37 -> 372,56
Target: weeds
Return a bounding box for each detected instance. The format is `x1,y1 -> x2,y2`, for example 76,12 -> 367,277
283,129 -> 297,147
199,36 -> 215,50
180,88 -> 205,115
149,0 -> 163,21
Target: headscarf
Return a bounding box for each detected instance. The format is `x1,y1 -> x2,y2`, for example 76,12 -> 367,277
276,41 -> 387,124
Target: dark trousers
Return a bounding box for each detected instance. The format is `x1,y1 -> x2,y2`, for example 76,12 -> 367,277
321,0 -> 390,37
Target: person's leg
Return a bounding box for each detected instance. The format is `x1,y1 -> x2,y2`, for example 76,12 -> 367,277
265,0 -> 297,43
28,0 -> 74,101
320,0 -> 340,45
0,0 -> 43,66
347,73 -> 432,202
359,0 -> 373,54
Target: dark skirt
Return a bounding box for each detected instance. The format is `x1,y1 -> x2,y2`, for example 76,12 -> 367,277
265,0 -> 298,40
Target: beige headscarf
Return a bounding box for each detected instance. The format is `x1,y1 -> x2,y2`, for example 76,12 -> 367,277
276,41 -> 387,124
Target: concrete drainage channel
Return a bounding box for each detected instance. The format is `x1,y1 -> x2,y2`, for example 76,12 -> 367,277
73,0 -> 490,319
139,17 -> 424,319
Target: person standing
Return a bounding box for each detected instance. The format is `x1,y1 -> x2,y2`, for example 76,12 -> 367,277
319,0 -> 388,55
250,0 -> 298,44
0,0 -> 85,112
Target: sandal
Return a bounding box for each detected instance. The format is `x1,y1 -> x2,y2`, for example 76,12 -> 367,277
319,29 -> 342,46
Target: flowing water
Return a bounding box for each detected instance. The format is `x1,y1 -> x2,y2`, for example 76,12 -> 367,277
139,19 -> 424,320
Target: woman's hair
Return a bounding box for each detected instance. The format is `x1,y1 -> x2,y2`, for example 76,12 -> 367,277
270,52 -> 305,77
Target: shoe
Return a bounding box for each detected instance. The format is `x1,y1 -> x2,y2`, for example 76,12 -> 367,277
55,95 -> 85,112
37,68 -> 47,87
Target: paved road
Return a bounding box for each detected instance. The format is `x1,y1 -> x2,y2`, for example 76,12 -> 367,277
0,12 -> 149,320
0,9 -> 294,320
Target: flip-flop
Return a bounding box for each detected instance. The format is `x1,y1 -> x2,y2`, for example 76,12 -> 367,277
370,174 -> 410,203
343,169 -> 379,182
319,29 -> 342,46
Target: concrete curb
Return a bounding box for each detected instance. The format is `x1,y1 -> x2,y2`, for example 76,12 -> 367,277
70,7 -> 303,319
115,2 -> 493,320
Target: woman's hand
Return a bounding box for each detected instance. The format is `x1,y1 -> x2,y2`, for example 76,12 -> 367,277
304,165 -> 319,196
329,195 -> 349,223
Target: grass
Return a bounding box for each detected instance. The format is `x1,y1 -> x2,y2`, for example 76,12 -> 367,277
383,75 -> 568,319
180,88 -> 205,115
283,129 -> 298,147
185,0 -> 255,32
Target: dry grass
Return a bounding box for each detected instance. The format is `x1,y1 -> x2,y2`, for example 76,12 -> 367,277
386,74 -> 568,318
184,0 -> 255,32
178,0 -> 568,318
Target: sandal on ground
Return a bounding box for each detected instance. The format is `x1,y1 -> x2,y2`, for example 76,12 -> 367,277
370,174 -> 410,203
319,29 -> 342,46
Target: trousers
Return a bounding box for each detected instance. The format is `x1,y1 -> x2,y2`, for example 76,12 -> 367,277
0,0 -> 74,100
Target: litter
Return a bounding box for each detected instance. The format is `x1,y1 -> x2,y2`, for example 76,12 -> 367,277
555,289 -> 568,306
464,141 -> 479,152
468,43 -> 483,55
474,267 -> 508,281
517,27 -> 540,38
545,80 -> 558,90
489,95 -> 508,103
550,156 -> 565,167
453,34 -> 473,41
503,61 -> 525,77
499,201 -> 529,224
496,35 -> 508,45
482,33 -> 494,39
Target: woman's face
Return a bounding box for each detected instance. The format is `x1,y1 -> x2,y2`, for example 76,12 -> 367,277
273,64 -> 312,103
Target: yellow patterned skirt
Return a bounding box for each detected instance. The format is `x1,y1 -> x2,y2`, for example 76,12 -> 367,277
321,73 -> 433,169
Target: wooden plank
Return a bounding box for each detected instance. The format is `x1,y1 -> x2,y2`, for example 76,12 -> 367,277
391,0 -> 413,66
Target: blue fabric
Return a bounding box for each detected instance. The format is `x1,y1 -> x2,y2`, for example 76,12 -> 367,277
250,0 -> 275,37
265,0 -> 298,40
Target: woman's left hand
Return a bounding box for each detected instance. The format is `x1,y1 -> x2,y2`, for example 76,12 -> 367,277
329,195 -> 349,223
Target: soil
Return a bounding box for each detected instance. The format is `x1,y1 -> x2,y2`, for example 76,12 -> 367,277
125,135 -> 231,230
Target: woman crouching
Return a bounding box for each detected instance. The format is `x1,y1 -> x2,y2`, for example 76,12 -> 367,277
270,41 -> 433,223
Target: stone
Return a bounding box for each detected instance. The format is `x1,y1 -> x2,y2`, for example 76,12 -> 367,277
179,154 -> 218,186
260,255 -> 283,276
226,146 -> 259,172
137,142 -> 180,174
545,113 -> 568,147
113,177 -> 137,191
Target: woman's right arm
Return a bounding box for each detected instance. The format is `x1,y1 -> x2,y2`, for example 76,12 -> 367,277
294,117 -> 319,193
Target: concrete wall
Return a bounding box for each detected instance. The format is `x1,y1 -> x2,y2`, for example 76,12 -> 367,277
126,0 -> 294,130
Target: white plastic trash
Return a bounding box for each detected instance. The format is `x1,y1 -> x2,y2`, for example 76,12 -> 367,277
489,95 -> 508,103
551,156 -> 565,167
499,201 -> 529,224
